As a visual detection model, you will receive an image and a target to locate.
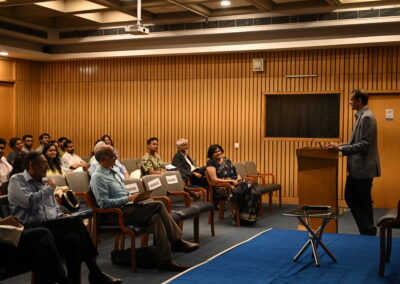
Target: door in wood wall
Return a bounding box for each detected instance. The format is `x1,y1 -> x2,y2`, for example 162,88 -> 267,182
0,82 -> 15,156
369,94 -> 400,209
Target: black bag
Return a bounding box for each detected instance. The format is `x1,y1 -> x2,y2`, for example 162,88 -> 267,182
60,190 -> 80,212
111,246 -> 158,269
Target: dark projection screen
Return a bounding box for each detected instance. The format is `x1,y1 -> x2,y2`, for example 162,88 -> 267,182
265,94 -> 340,138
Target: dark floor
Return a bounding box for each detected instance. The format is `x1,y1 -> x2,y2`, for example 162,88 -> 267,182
5,204 -> 399,284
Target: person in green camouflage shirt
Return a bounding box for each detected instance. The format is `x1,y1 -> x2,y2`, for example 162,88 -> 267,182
141,137 -> 166,175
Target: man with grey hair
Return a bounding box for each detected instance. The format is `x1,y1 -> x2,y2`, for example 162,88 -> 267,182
172,138 -> 207,187
90,145 -> 199,271
88,141 -> 128,179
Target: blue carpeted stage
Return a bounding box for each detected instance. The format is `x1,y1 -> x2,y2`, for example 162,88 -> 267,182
165,229 -> 400,284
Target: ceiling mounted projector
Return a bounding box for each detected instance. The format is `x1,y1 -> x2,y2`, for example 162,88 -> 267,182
125,24 -> 149,35
125,0 -> 149,35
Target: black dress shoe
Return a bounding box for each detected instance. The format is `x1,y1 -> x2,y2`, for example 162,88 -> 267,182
88,272 -> 122,284
158,260 -> 188,272
171,239 -> 199,253
362,225 -> 377,236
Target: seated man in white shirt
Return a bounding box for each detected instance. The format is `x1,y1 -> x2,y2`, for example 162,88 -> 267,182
61,140 -> 88,171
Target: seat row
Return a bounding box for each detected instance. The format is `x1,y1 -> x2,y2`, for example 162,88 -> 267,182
52,171 -> 215,271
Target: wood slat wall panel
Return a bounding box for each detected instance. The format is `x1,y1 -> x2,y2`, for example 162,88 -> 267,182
12,46 -> 400,204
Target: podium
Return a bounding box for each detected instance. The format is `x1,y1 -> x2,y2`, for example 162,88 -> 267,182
296,148 -> 339,233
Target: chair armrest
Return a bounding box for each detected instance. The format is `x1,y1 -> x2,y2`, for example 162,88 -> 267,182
152,196 -> 172,212
212,181 -> 233,187
258,172 -> 276,183
168,191 -> 191,207
242,177 -> 254,183
184,186 -> 207,201
247,174 -> 265,184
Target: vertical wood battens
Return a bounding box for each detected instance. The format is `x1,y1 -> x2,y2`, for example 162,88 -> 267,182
13,46 -> 400,203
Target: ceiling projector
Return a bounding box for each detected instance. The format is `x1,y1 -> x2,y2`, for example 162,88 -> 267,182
125,24 -> 150,35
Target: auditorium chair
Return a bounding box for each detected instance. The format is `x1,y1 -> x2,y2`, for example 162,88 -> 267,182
0,195 -> 33,282
81,157 -> 91,163
64,172 -> 93,232
234,162 -> 276,214
244,161 -> 282,211
121,158 -> 141,173
377,200 -> 400,276
85,191 -> 148,272
142,174 -> 205,241
161,171 -> 215,242
204,171 -> 241,226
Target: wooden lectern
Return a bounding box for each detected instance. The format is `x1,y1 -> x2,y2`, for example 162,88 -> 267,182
296,148 -> 339,233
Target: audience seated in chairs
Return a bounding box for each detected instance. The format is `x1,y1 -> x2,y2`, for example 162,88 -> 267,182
206,144 -> 260,223
141,137 -> 167,175
43,142 -> 70,176
61,140 -> 89,171
21,134 -> 34,153
0,138 -> 12,192
36,133 -> 50,153
90,145 -> 199,272
89,141 -> 129,179
172,138 -> 207,188
7,151 -> 121,284
7,137 -> 24,164
0,216 -> 71,284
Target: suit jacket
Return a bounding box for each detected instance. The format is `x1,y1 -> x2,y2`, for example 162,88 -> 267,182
171,152 -> 195,181
340,106 -> 381,179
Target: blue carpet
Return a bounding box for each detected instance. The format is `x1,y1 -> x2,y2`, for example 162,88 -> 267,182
166,229 -> 400,284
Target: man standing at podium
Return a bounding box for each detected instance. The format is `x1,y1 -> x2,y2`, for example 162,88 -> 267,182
328,89 -> 380,236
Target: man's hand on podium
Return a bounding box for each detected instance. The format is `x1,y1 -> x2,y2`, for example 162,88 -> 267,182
327,142 -> 339,151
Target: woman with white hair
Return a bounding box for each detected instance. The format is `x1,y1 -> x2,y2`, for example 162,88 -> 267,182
172,138 -> 207,187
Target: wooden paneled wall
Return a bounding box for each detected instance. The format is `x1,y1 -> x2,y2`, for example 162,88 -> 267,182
13,46 -> 400,203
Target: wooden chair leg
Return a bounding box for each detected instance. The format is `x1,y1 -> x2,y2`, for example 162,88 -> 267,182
268,192 -> 273,212
120,233 -> 125,250
87,218 -> 92,234
258,195 -> 264,216
219,201 -> 225,220
130,234 -> 137,272
141,234 -> 149,247
31,272 -> 35,284
279,189 -> 282,208
209,210 -> 215,236
235,203 -> 240,227
379,226 -> 386,276
194,216 -> 200,243
386,227 -> 392,262
114,234 -> 120,249
92,217 -> 98,247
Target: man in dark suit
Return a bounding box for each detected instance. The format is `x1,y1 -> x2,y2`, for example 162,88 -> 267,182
328,89 -> 380,235
172,138 -> 207,187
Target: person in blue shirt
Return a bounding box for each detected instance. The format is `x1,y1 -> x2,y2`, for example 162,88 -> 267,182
90,145 -> 199,272
8,151 -> 121,284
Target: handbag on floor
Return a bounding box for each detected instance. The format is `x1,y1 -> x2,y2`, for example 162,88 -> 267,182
111,246 -> 158,269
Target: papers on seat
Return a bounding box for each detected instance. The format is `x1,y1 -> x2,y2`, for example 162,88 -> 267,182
165,164 -> 177,170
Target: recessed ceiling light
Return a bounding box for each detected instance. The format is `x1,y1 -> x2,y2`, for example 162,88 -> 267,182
220,0 -> 231,7
0,51 -> 8,56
